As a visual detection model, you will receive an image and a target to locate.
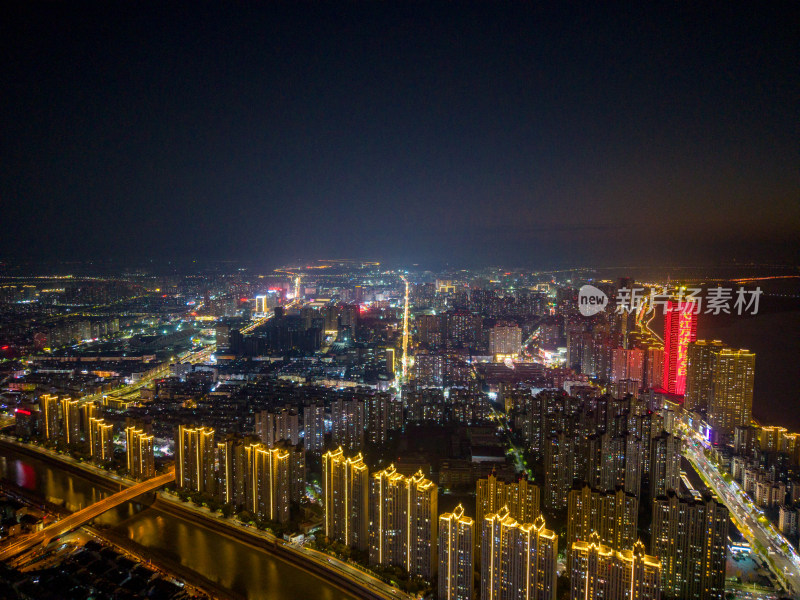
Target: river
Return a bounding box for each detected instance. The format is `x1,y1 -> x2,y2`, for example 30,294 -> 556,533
0,449 -> 355,600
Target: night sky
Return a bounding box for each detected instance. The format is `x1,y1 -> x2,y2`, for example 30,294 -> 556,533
2,3 -> 798,268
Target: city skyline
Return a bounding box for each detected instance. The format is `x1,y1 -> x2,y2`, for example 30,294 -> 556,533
0,2 -> 798,599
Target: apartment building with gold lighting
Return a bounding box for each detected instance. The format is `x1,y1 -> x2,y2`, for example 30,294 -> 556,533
323,447 -> 369,550
89,417 -> 114,463
369,466 -> 438,581
38,394 -> 60,440
480,507 -> 557,600
570,533 -> 661,600
60,397 -> 81,445
125,425 -> 155,479
438,504 -> 474,600
566,485 -> 638,564
245,441 -> 300,524
708,348 -> 755,440
175,424 -> 216,494
216,434 -> 248,508
651,491 -> 728,600
685,340 -> 726,412
476,472 -> 540,527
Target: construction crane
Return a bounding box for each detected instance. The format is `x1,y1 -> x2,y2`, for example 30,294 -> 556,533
400,274 -> 410,381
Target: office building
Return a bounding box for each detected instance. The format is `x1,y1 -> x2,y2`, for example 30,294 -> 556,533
662,300 -> 697,395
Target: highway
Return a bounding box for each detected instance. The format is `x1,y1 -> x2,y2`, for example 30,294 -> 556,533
0,469 -> 175,561
680,422 -> 800,596
76,344 -> 215,405
490,406 -> 534,480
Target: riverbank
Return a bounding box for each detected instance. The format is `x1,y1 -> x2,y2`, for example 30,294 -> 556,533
0,436 -> 127,494
154,494 -> 411,600
0,438 -> 406,600
87,525 -> 242,600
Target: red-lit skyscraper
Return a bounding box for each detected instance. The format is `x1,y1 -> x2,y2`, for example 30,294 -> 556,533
662,300 -> 697,395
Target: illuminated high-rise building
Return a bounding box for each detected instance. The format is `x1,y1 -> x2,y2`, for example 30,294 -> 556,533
438,504 -> 474,600
489,322 -> 522,357
303,403 -> 325,453
566,486 -> 638,564
367,392 -> 402,446
60,397 -> 81,445
255,407 -> 300,447
662,300 -> 697,395
217,435 -> 247,508
369,466 -> 438,580
476,472 -> 540,526
245,441 -> 291,524
610,348 -> 644,387
684,340 -> 726,412
331,398 -> 365,451
758,425 -> 787,454
570,534 -> 661,600
651,491 -> 728,600
707,348 -> 755,439
624,434 -> 644,497
38,394 -> 60,440
125,425 -> 155,479
733,425 -> 759,457
175,425 -> 216,494
480,508 -> 557,600
323,447 -> 369,550
649,433 -> 681,498
543,431 -> 574,510
645,347 -> 664,390
81,402 -> 97,442
89,417 -> 114,463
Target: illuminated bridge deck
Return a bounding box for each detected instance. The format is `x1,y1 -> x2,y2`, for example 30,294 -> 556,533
0,469 -> 175,561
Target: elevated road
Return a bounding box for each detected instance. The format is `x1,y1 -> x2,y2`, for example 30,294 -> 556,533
78,345 -> 214,405
0,469 -> 174,561
680,421 -> 800,596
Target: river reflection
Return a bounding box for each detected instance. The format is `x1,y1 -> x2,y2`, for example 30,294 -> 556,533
0,450 -> 354,600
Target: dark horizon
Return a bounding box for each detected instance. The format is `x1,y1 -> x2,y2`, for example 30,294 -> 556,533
2,3 -> 798,266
